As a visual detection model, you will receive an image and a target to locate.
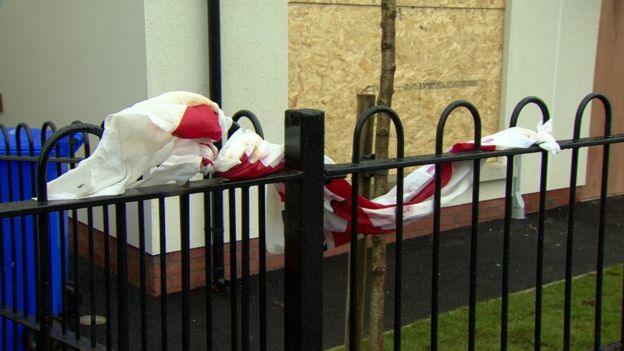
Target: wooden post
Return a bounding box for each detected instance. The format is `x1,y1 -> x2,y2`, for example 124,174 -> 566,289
344,92 -> 376,350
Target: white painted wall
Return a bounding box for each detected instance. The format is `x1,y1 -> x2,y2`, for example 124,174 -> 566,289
143,0 -> 211,254
220,0 -> 288,145
216,0 -> 289,246
500,0 -> 601,194
147,0 -> 289,253
144,0 -> 210,97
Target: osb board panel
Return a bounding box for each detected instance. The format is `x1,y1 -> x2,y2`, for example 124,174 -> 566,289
288,0 -> 504,9
289,3 -> 504,162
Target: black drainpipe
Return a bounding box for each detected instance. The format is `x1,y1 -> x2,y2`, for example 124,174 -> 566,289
208,0 -> 227,291
208,0 -> 222,106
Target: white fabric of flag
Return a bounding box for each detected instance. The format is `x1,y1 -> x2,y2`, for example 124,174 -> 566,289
47,92 -> 560,254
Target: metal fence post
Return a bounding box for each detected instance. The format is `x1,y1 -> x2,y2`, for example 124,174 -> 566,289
36,212 -> 51,351
284,109 -> 325,351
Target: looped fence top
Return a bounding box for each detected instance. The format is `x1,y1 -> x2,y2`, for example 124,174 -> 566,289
15,123 -> 35,157
37,123 -> 103,203
573,93 -> 611,140
509,96 -> 550,128
230,110 -> 264,139
352,105 -> 404,163
436,100 -> 482,155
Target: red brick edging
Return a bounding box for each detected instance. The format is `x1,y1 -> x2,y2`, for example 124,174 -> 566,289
72,188 -> 571,296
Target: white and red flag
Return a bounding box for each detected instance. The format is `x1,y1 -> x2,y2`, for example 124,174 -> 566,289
47,91 -> 283,199
313,125 -> 559,251
47,92 -> 223,199
47,92 -> 559,253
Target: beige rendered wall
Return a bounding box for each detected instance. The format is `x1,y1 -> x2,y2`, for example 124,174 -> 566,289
0,0 -> 149,127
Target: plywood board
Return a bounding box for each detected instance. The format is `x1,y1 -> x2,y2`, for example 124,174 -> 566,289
289,1 -> 505,162
288,0 -> 504,9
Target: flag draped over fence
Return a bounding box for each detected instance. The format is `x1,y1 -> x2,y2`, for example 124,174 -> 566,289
312,125 -> 559,251
46,92 -> 284,199
47,92 -> 559,253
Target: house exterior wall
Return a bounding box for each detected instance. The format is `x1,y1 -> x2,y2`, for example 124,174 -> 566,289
0,0 -> 151,252
0,0 -> 149,127
451,0 -> 601,206
148,0 -> 289,253
500,0 -> 601,195
0,1 -> 604,254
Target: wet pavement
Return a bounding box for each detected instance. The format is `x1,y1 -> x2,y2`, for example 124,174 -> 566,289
70,195 -> 624,350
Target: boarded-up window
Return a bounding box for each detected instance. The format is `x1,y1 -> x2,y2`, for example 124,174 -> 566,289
289,0 -> 505,161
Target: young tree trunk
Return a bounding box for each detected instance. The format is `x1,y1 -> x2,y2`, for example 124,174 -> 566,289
373,0 -> 397,194
369,0 -> 396,350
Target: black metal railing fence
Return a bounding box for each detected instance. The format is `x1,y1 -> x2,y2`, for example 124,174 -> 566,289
0,109 -> 325,351
0,93 -> 621,351
325,92 -> 620,351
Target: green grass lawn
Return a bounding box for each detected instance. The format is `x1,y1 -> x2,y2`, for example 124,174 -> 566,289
331,265 -> 623,350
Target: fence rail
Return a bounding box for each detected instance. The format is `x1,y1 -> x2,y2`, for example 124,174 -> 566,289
0,93 -> 621,350
327,93 -> 618,351
0,111 -> 325,351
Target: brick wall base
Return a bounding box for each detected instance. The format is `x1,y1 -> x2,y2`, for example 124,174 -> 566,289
72,188 -> 572,296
